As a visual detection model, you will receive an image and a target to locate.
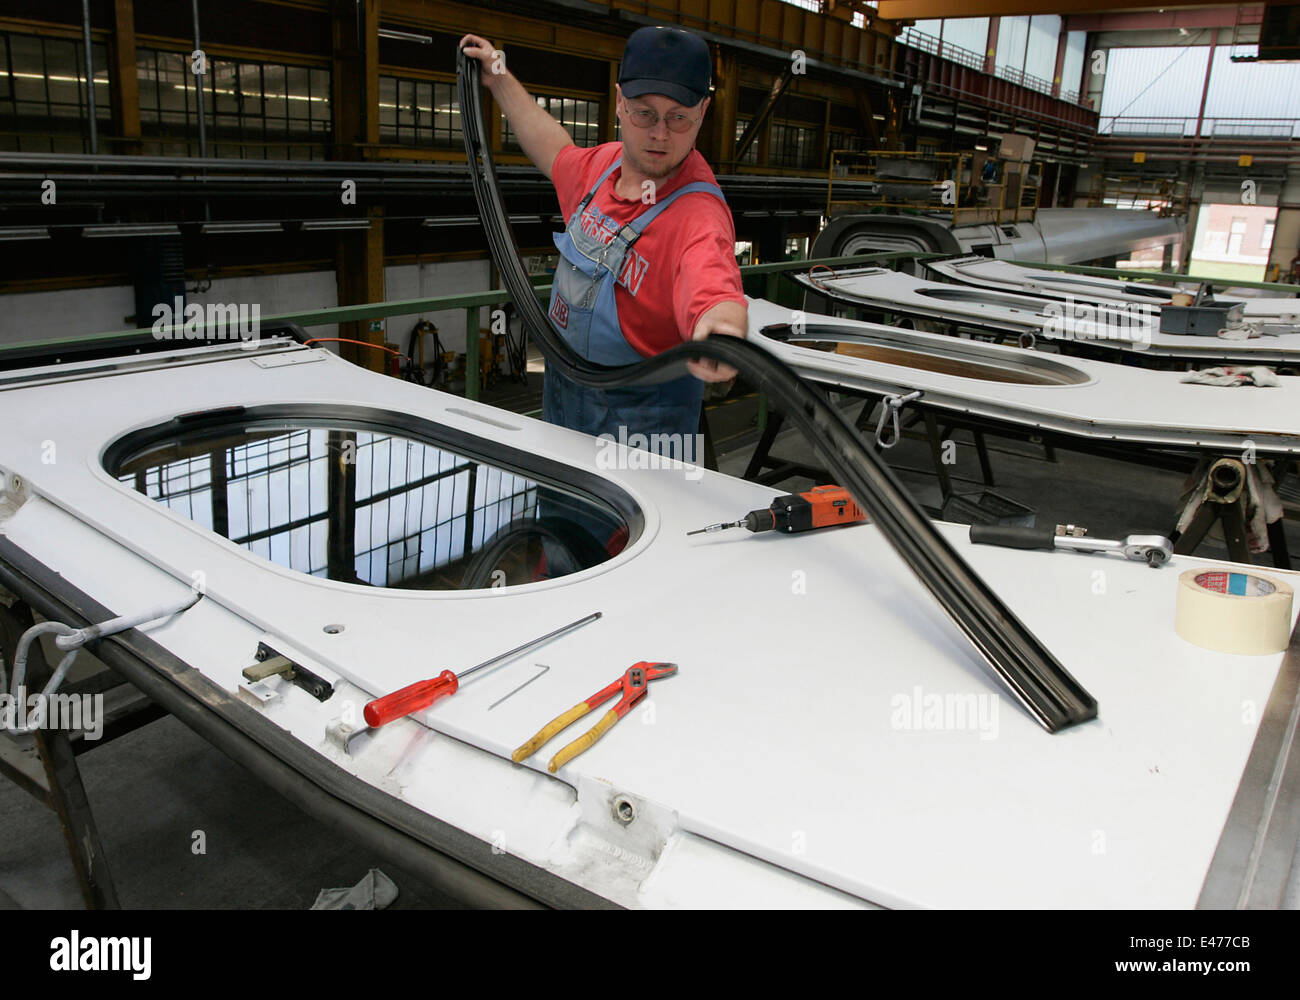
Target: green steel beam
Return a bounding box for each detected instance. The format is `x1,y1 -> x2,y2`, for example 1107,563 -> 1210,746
0,251 -> 929,357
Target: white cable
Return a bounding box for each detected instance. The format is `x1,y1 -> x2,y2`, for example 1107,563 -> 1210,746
3,592 -> 201,735
52,591 -> 201,651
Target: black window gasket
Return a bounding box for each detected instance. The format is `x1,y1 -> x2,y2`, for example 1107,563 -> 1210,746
457,50 -> 1097,734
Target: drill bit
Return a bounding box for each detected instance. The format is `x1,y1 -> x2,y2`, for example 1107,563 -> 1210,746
686,520 -> 744,536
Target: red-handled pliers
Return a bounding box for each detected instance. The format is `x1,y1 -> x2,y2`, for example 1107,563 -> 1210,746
511,662 -> 677,773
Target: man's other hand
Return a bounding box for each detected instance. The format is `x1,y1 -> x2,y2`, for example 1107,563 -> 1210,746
687,301 -> 748,383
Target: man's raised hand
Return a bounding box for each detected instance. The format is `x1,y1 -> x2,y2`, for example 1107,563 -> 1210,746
459,35 -> 506,82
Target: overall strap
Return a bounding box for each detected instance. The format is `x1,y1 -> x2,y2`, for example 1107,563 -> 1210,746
575,157 -> 624,215
627,181 -> 727,236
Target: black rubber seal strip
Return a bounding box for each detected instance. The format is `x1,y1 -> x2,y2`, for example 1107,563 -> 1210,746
457,51 -> 1097,733
0,536 -> 618,909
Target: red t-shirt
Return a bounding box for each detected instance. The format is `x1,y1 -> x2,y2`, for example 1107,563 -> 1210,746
550,141 -> 745,358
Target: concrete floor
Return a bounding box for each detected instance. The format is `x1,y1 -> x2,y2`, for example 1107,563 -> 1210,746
2,383 -> 1298,909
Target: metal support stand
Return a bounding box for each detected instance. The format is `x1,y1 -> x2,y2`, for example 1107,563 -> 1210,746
1170,457 -> 1293,570
0,601 -> 119,908
1172,501 -> 1254,565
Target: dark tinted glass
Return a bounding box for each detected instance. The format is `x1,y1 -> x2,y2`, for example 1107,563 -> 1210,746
111,422 -> 624,590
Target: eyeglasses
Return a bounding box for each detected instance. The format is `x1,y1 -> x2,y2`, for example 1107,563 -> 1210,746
622,102 -> 702,133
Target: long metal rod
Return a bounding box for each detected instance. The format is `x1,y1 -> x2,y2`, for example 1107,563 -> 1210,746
460,612 -> 601,682
80,0 -> 97,155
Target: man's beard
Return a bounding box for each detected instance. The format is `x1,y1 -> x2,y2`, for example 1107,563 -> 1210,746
623,143 -> 688,180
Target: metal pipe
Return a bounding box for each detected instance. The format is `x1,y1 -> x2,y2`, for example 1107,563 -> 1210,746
81,0 -> 97,154
192,0 -> 206,158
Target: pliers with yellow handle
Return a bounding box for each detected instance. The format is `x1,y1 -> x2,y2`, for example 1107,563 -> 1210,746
511,662 -> 677,773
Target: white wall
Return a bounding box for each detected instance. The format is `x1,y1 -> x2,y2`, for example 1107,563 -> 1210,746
1061,31 -> 1087,98
190,270 -> 339,340
0,283 -> 136,347
1098,46 -> 1212,127
0,260 -> 498,353
941,17 -> 989,57
1203,47 -> 1300,134
995,15 -> 1030,78
382,258 -> 492,355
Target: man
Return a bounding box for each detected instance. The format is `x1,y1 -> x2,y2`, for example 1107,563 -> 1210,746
460,26 -> 748,449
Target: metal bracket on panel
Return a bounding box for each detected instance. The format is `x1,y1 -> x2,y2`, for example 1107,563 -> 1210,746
243,643 -> 335,702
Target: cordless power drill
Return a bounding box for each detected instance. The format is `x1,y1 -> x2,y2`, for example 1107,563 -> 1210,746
688,485 -> 868,536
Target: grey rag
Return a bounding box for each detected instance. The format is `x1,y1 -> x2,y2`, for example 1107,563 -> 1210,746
311,868 -> 399,910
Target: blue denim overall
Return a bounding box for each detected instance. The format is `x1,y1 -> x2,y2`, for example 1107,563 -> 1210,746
543,158 -> 727,450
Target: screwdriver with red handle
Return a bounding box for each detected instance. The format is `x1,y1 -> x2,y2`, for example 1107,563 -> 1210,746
687,485 -> 867,536
363,612 -> 601,728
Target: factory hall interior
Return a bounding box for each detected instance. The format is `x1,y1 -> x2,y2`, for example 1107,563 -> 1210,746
4,0 -> 1300,922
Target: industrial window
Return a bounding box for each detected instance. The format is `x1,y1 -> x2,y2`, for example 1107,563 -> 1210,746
503,95 -> 600,150
734,119 -> 760,165
378,76 -> 461,146
106,411 -> 634,591
1227,218 -> 1247,256
0,31 -> 110,153
136,49 -> 330,159
769,121 -> 820,169
829,129 -> 867,154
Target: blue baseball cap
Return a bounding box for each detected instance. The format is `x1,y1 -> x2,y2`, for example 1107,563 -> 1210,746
618,26 -> 711,108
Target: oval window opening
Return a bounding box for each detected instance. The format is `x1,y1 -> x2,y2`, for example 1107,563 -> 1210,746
106,410 -> 636,591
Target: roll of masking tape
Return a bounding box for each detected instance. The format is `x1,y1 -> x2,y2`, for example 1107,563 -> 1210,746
1175,569 -> 1295,655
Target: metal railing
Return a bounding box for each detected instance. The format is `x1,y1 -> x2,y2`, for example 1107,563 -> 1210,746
994,64 -> 1055,96
1087,173 -> 1189,216
827,149 -> 1039,226
898,27 -> 1091,108
1099,116 -> 1300,139
899,27 -> 985,73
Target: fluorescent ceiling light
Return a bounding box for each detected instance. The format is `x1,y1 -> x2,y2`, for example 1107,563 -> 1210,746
422,214 -> 542,227
300,219 -> 372,231
201,221 -> 283,234
378,27 -> 433,44
0,226 -> 49,241
82,224 -> 181,237
422,216 -> 479,227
